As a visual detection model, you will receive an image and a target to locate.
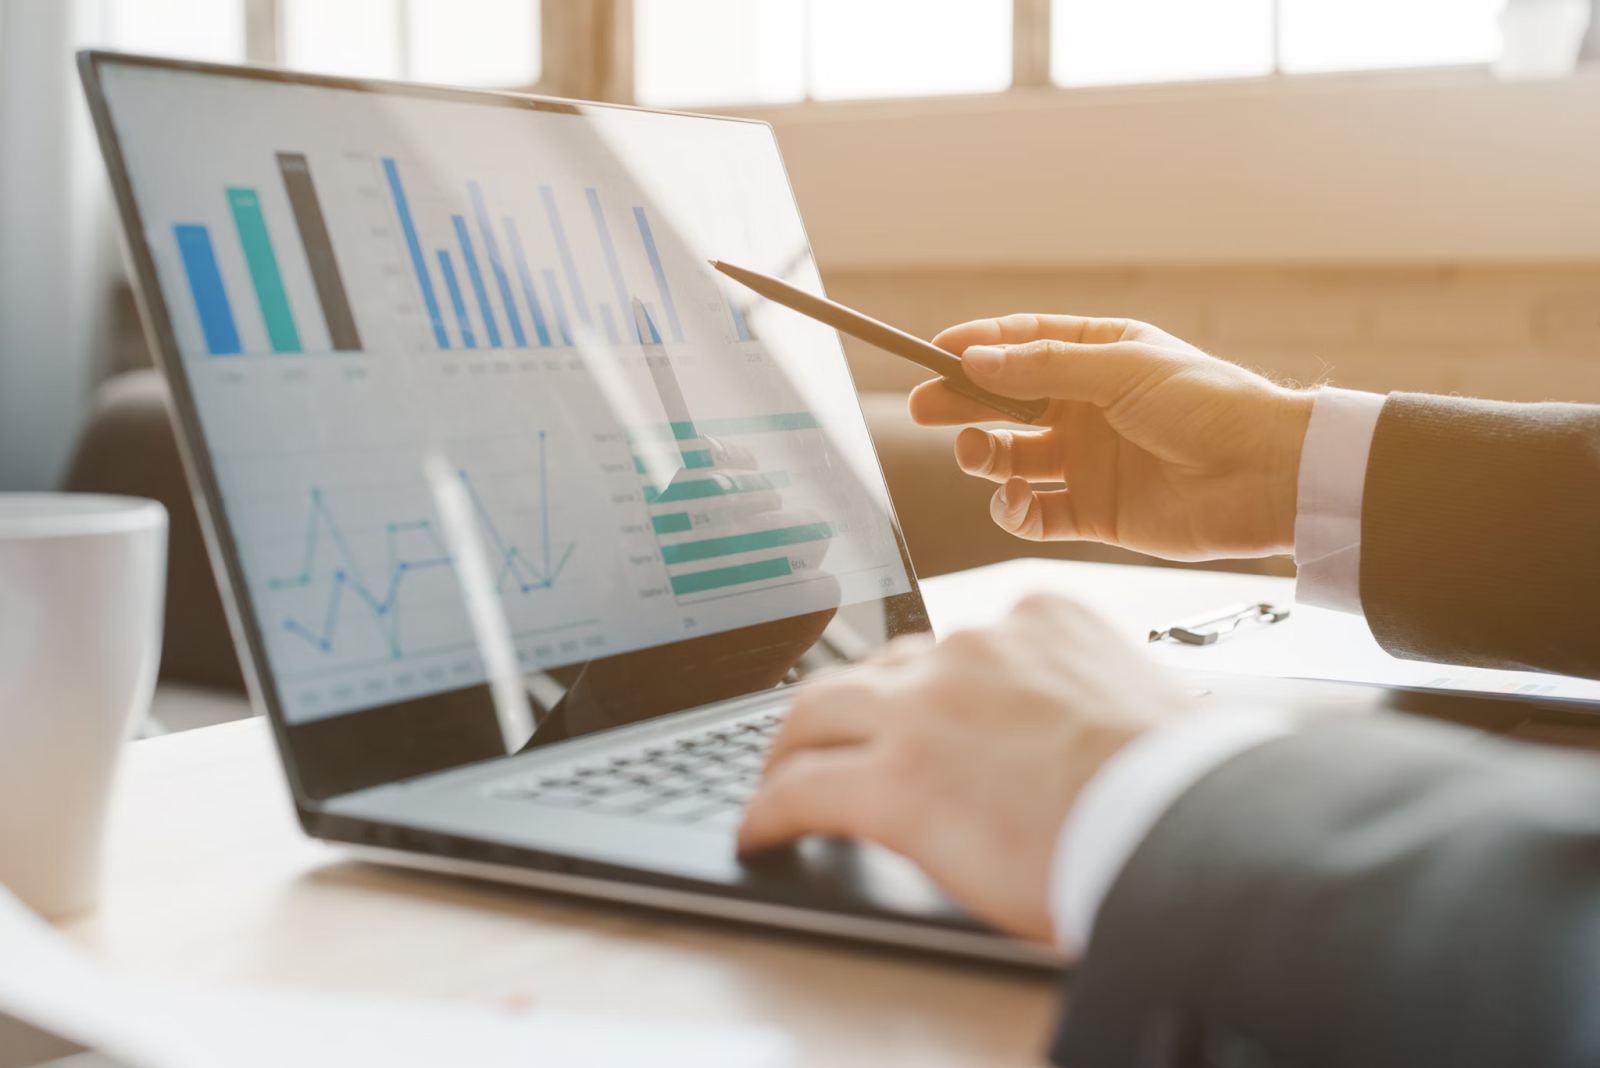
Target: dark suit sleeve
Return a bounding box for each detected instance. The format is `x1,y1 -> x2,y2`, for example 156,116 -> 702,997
1359,393 -> 1600,679
1051,715 -> 1600,1068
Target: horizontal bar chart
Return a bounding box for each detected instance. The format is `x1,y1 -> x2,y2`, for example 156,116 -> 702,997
680,449 -> 715,469
670,557 -> 793,596
661,521 -> 832,566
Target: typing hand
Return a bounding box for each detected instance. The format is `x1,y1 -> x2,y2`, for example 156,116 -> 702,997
909,315 -> 1315,560
737,594 -> 1190,943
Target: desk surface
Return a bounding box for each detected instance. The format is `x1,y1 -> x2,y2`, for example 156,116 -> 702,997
60,560 -> 1282,1067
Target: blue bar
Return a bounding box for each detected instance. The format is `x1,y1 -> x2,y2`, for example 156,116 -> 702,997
670,557 -> 792,596
542,269 -> 574,346
633,207 -> 684,343
174,224 -> 241,355
541,186 -> 590,327
586,188 -> 638,342
729,296 -> 752,342
642,302 -> 663,344
502,218 -> 552,346
436,250 -> 477,348
382,158 -> 450,349
599,303 -> 620,344
468,182 -> 526,347
452,215 -> 501,348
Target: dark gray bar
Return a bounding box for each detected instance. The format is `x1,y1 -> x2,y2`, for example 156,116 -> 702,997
276,151 -> 361,352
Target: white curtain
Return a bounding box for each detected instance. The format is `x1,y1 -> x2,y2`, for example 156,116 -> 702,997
0,0 -> 118,491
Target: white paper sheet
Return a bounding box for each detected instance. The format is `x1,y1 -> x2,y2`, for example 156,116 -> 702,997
0,885 -> 793,1068
923,560 -> 1600,704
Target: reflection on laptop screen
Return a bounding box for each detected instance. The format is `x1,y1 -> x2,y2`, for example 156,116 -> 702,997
95,60 -> 917,774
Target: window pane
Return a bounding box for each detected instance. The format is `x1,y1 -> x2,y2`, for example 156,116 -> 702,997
1052,0 -> 1275,87
107,0 -> 245,62
407,0 -> 541,87
634,0 -> 807,108
1279,0 -> 1504,73
285,0 -> 402,79
807,0 -> 1011,101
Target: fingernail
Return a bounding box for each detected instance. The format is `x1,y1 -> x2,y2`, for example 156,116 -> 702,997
962,345 -> 1005,375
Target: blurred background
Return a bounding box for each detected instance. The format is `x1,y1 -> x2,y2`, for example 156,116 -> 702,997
4,0 -> 1600,593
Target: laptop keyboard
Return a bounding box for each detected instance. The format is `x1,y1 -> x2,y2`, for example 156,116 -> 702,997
487,710 -> 785,831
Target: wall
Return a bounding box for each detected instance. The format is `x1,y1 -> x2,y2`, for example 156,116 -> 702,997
826,264 -> 1600,403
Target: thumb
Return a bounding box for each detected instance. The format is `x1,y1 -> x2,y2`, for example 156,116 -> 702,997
961,340 -> 1167,407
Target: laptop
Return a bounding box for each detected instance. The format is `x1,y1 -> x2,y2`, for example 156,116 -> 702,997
78,48 -> 1068,964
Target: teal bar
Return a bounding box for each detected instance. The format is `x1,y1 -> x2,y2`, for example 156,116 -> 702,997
681,449 -> 715,469
226,187 -> 301,353
670,557 -> 792,596
662,521 -> 831,566
698,413 -> 820,436
648,471 -> 790,505
632,456 -> 649,474
630,412 -> 818,444
652,512 -> 692,535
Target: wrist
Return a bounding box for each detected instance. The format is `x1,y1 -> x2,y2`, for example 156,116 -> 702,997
1266,388 -> 1316,552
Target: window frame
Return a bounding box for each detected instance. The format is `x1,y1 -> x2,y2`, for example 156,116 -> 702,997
243,0 -> 1507,108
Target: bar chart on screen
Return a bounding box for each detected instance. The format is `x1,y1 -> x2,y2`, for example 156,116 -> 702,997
377,156 -> 732,355
173,151 -> 366,358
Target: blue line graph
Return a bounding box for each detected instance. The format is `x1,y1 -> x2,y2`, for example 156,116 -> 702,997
268,441 -> 574,659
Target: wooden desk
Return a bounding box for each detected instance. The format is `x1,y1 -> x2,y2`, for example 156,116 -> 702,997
58,560 -> 1278,1067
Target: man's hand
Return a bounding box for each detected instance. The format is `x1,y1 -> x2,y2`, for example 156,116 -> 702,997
737,595 -> 1192,943
910,315 -> 1316,560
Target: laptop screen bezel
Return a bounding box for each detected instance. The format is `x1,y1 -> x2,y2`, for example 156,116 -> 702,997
79,49 -> 933,804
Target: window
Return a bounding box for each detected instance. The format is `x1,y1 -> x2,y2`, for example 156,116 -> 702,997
1052,0 -> 1507,87
282,0 -> 540,85
1278,0 -> 1504,74
105,0 -> 246,62
1052,0 -> 1274,88
633,0 -> 1011,108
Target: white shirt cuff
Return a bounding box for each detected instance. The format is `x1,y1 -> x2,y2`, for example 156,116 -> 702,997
1293,388 -> 1386,615
1050,709 -> 1295,956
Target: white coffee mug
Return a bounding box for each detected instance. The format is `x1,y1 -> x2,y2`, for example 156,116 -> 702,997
0,494 -> 167,918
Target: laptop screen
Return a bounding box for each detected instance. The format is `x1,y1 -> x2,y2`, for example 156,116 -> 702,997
86,55 -> 926,799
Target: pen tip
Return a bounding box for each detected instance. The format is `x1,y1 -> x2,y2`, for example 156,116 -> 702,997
708,259 -> 721,269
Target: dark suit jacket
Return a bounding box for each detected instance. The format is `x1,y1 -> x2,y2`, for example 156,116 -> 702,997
1052,393 -> 1600,1068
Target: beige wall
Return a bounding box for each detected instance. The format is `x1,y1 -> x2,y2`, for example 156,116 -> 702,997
728,70 -> 1600,407
828,264 -> 1600,403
